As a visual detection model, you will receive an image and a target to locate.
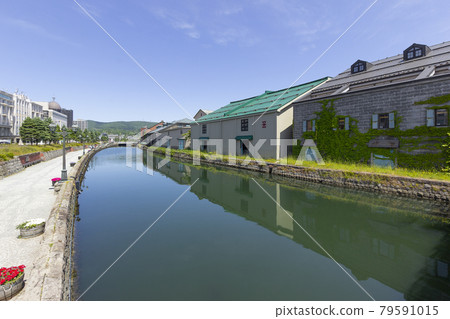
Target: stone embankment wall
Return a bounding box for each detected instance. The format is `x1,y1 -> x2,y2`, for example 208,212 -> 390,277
0,147 -> 82,179
34,143 -> 118,300
147,147 -> 450,203
0,158 -> 24,177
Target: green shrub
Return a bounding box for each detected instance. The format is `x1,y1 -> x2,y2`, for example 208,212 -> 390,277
443,133 -> 450,173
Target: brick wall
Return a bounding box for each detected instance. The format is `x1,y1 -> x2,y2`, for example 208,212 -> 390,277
293,75 -> 450,139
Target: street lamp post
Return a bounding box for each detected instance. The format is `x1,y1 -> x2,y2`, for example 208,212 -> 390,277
50,123 -> 68,181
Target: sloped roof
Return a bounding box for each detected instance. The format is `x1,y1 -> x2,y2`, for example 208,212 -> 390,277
198,77 -> 329,122
173,118 -> 195,124
307,41 -> 450,99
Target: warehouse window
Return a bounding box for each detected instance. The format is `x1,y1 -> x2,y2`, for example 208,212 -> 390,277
428,109 -> 449,127
403,44 -> 427,61
351,60 -> 367,74
302,119 -> 316,132
241,119 -> 248,131
372,112 -> 395,129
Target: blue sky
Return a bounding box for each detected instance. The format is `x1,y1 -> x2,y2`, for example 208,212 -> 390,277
1,0 -> 449,122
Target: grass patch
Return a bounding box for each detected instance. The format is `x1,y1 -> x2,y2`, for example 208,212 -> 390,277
0,143 -> 91,162
144,146 -> 450,181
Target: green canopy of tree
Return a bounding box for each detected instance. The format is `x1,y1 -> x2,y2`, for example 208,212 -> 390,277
20,117 -> 101,145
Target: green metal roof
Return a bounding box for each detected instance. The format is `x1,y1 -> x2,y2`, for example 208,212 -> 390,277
198,77 -> 329,122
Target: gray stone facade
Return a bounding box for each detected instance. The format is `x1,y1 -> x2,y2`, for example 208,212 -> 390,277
293,75 -> 450,139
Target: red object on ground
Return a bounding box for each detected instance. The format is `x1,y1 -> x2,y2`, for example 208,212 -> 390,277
0,265 -> 25,286
51,178 -> 61,182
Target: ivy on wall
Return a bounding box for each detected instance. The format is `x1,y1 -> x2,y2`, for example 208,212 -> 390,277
443,133 -> 450,172
414,94 -> 450,105
294,98 -> 449,170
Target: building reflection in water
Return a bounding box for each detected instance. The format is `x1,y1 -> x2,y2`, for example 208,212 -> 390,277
142,152 -> 450,300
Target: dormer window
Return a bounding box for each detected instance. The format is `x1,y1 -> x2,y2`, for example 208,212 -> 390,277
351,60 -> 371,74
403,43 -> 429,61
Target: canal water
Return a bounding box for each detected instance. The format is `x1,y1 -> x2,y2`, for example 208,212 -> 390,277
74,147 -> 450,301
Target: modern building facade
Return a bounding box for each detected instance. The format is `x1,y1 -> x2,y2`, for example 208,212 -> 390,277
191,78 -> 329,159
61,108 -> 74,128
292,41 -> 450,168
12,92 -> 44,142
0,90 -> 14,141
73,119 -> 89,131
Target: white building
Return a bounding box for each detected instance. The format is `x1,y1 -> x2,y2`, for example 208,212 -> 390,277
73,119 -> 88,131
191,78 -> 329,159
35,98 -> 67,128
12,92 -> 44,142
0,90 -> 14,141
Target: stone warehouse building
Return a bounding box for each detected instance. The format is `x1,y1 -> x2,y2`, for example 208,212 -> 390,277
191,77 -> 329,160
142,119 -> 192,149
158,118 -> 193,150
292,41 -> 450,168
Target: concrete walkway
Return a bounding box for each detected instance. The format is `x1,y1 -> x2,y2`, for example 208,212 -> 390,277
0,150 -> 84,277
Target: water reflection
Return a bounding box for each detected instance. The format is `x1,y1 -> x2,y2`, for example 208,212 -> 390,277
143,151 -> 450,300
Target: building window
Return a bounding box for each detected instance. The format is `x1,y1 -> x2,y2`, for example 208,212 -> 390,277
351,61 -> 366,74
372,112 -> 395,129
378,113 -> 389,129
428,109 -> 449,127
403,44 -> 427,61
303,119 -> 316,132
338,118 -> 345,130
202,124 -> 207,134
241,119 -> 248,131
436,109 -> 449,126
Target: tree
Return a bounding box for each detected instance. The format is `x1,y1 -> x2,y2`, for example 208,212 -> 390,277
19,117 -> 35,144
33,117 -> 48,144
43,118 -> 53,144
183,129 -> 191,142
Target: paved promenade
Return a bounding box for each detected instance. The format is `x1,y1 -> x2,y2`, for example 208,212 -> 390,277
0,150 -> 84,298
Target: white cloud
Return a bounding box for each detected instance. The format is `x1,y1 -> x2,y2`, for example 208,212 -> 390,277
152,8 -> 201,39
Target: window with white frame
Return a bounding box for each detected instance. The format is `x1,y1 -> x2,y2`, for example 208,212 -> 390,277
427,109 -> 448,127
372,112 -> 395,129
403,44 -> 427,61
